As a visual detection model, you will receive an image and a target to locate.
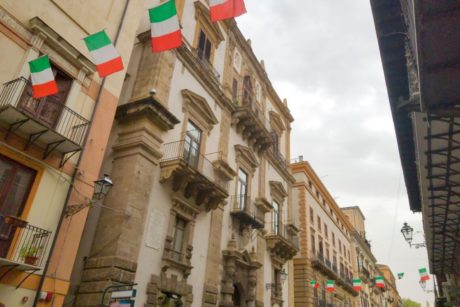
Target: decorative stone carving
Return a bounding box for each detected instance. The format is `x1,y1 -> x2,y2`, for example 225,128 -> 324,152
182,89 -> 218,132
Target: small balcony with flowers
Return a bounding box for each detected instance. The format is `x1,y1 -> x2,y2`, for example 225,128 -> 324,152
0,214 -> 51,286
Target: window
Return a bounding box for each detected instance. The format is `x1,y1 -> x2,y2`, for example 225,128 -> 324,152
272,201 -> 280,235
184,121 -> 202,167
172,217 -> 187,261
318,237 -> 323,256
324,224 -> 328,239
236,169 -> 248,210
332,232 -> 335,247
317,216 -> 321,232
0,155 -> 36,258
311,234 -> 316,255
271,132 -> 279,155
325,245 -> 330,261
197,30 -> 212,62
19,65 -> 73,128
232,79 -> 238,102
310,207 -> 314,223
242,75 -> 253,106
338,240 -> 342,254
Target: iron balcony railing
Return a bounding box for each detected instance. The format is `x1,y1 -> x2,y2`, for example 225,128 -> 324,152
0,77 -> 90,146
271,148 -> 290,169
230,195 -> 265,227
193,48 -> 220,81
267,222 -> 299,249
361,266 -> 371,279
0,215 -> 51,267
161,140 -> 229,191
234,94 -> 271,130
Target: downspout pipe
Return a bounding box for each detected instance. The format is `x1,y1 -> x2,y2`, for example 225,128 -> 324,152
33,1 -> 131,305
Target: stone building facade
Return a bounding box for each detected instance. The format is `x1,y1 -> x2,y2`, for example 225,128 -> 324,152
69,1 -> 299,306
0,0 -> 143,306
291,160 -> 358,307
377,264 -> 402,307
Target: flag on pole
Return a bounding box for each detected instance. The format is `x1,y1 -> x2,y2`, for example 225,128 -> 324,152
209,0 -> 246,22
149,0 -> 182,52
419,268 -> 430,281
353,279 -> 362,291
397,272 -> 404,279
84,30 -> 124,77
29,55 -> 58,98
375,276 -> 385,288
310,280 -> 319,289
326,280 -> 335,292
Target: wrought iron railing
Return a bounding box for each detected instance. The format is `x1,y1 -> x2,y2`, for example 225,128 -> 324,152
230,195 -> 265,225
0,77 -> 90,146
234,95 -> 271,131
271,148 -> 290,169
193,48 -> 220,81
161,140 -> 229,191
0,216 -> 51,267
266,222 -> 299,249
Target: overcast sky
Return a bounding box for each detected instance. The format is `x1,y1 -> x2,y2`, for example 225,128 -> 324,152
237,1 -> 434,304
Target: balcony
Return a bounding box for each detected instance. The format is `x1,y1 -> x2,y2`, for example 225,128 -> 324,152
360,266 -> 371,282
160,140 -> 229,211
265,222 -> 299,263
0,77 -> 90,166
0,215 -> 51,287
230,195 -> 264,229
232,98 -> 273,154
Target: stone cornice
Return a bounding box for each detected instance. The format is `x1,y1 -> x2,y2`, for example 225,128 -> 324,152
116,96 -> 180,131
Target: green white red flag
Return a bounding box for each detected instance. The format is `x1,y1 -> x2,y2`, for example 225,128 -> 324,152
149,0 -> 182,52
353,279 -> 362,291
419,268 -> 430,281
210,0 -> 246,22
84,30 -> 123,77
326,280 -> 335,292
310,280 -> 319,289
397,272 -> 404,279
375,276 -> 385,288
29,55 -> 58,98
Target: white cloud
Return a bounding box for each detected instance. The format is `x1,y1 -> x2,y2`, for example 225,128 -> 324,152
238,0 -> 433,303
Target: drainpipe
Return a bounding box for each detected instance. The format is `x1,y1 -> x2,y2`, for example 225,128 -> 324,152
33,1 -> 131,305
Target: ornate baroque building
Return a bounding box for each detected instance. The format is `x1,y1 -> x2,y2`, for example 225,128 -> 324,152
69,1 -> 299,306
0,0 -> 143,306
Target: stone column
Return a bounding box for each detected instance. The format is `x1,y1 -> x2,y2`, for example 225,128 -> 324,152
75,97 -> 179,306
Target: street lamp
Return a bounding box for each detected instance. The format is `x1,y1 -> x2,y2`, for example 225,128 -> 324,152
93,174 -> 113,200
401,222 -> 426,248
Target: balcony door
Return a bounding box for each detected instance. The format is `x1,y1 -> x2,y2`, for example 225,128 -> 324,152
0,155 -> 36,257
236,169 -> 248,210
183,121 -> 201,168
19,66 -> 72,128
242,76 -> 253,106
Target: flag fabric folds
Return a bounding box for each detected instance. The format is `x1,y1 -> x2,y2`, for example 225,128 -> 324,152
375,276 -> 385,288
353,279 -> 362,291
149,0 -> 182,52
84,30 -> 124,77
210,0 -> 246,22
310,280 -> 319,289
29,55 -> 58,98
326,280 -> 335,292
419,268 -> 430,281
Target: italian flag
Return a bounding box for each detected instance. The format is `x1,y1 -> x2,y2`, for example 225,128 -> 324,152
353,279 -> 362,291
210,0 -> 247,22
375,276 -> 385,288
397,272 -> 404,279
419,268 -> 430,281
84,30 -> 123,78
310,280 -> 319,289
29,55 -> 58,98
149,0 -> 182,53
326,280 -> 335,292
